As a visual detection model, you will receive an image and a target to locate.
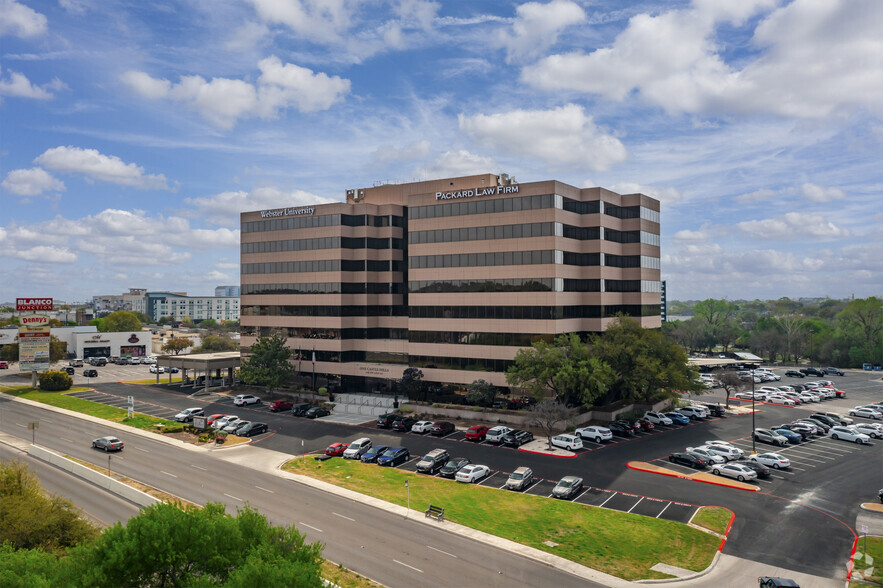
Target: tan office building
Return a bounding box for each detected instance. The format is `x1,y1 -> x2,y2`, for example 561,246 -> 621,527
240,173 -> 661,391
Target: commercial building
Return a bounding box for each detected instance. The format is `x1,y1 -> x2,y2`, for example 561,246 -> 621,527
215,285 -> 241,297
240,173 -> 661,391
144,292 -> 239,323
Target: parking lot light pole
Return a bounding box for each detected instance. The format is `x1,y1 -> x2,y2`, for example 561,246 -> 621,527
751,375 -> 756,455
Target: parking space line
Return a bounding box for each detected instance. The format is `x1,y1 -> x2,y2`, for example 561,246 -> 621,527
627,497 -> 644,513
599,492 -> 618,507
656,502 -> 672,518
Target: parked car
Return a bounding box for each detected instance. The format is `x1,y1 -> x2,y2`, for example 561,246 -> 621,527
69,359 -> 84,367
823,367 -> 844,376
415,448 -> 449,473
206,413 -> 227,426
0,360 -> 8,369
360,445 -> 391,463
223,420 -> 249,434
758,577 -> 800,588
213,415 -> 240,430
173,407 -> 204,422
455,464 -> 490,483
502,430 -> 534,447
92,436 -> 124,452
685,446 -> 726,464
772,428 -> 802,444
754,428 -> 788,447
711,463 -> 758,482
552,476 -> 584,499
376,413 -> 401,428
504,467 -> 534,491
233,394 -> 260,406
464,425 -> 489,441
734,460 -> 771,478
325,442 -> 348,457
305,406 -> 330,419
411,420 -> 434,433
643,411 -> 673,426
773,423 -> 811,440
343,437 -> 373,459
575,425 -> 613,443
235,422 -> 268,436
665,412 -> 691,425
607,421 -> 636,437
697,403 -> 726,417
766,394 -> 795,406
668,452 -> 707,469
391,417 -> 417,432
850,407 -> 883,419
784,370 -> 805,378
268,400 -> 294,412
800,367 -> 824,376
750,452 -> 790,469
830,425 -> 871,444
703,440 -> 744,459
428,421 -> 456,436
813,412 -> 853,425
852,423 -> 883,439
634,418 -> 655,431
377,446 -> 410,467
485,426 -> 513,444
61,366 -> 75,375
149,365 -> 166,374
551,434 -> 583,451
677,406 -> 708,420
83,369 -> 98,378
291,403 -> 312,417
801,417 -> 831,433
439,457 -> 471,478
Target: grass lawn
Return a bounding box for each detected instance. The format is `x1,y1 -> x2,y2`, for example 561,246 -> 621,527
851,536 -> 883,585
0,385 -> 183,433
283,457 -> 726,581
691,505 -> 733,535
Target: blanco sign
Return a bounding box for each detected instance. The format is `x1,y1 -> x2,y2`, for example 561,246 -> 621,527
436,185 -> 519,201
260,207 -> 314,218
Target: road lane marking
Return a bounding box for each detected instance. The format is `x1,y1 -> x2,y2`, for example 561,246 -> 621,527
394,559 -> 423,573
160,471 -> 177,478
15,423 -> 26,428
427,545 -> 457,558
627,497 -> 644,513
59,437 -> 74,443
332,512 -> 355,521
299,522 -> 323,533
224,493 -> 242,501
133,447 -> 149,453
191,465 -> 207,471
255,486 -> 274,494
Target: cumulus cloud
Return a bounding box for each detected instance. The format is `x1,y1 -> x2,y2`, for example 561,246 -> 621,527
371,140 -> 432,165
248,0 -> 355,44
498,0 -> 586,63
0,0 -> 47,38
800,183 -> 846,202
183,186 -> 336,226
522,0 -> 883,118
735,188 -> 776,204
0,66 -> 57,99
34,146 -> 172,190
459,104 -> 626,172
736,212 -> 850,240
2,167 -> 65,196
414,150 -> 497,179
121,56 -> 349,128
673,225 -> 714,243
11,245 -> 77,263
609,182 -> 682,205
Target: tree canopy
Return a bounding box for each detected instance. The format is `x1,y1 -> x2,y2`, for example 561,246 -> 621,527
238,333 -> 294,392
91,311 -> 142,333
465,379 -> 497,407
161,338 -> 193,355
193,334 -> 239,353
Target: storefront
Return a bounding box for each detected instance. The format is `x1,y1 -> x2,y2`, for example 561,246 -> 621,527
74,331 -> 149,360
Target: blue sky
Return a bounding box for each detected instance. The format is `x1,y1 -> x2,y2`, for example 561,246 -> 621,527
1,0 -> 881,304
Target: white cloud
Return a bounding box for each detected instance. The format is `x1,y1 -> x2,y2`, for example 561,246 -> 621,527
371,140 -> 432,165
737,212 -> 850,240
2,167 -> 65,196
459,104 -> 627,172
498,0 -> 586,63
34,146 -> 172,190
58,0 -> 90,14
393,0 -> 440,30
183,186 -> 336,227
121,56 -> 349,129
414,150 -> 497,179
522,0 -> 883,118
11,245 -> 77,263
673,225 -> 714,243
0,0 -> 47,38
609,182 -> 682,205
800,183 -> 846,202
248,0 -> 354,44
0,66 -> 54,99
735,188 -> 776,204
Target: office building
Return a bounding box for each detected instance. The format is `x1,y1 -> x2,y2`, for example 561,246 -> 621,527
240,173 -> 661,391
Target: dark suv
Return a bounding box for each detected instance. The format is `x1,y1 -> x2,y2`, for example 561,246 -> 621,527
291,403 -> 312,417
823,367 -> 844,376
799,367 -> 824,376
391,417 -> 417,432
83,369 -> 98,378
502,430 -> 534,447
376,413 -> 401,428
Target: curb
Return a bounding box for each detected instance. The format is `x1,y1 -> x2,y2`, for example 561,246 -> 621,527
518,446 -> 578,458
859,502 -> 883,513
627,461 -> 760,492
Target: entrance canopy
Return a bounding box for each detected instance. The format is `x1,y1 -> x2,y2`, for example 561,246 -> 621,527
158,351 -> 240,393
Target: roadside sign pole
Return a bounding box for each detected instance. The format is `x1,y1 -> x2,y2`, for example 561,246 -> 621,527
405,480 -> 410,518
108,454 -> 112,477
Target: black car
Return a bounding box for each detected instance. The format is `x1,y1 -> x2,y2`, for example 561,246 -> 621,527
439,457 -> 471,478
360,445 -> 391,463
377,447 -> 410,467
784,370 -> 805,378
291,403 -> 312,417
735,460 -> 771,479
612,419 -> 641,432
607,421 -> 636,437
83,369 -> 98,377
376,413 -> 401,428
391,417 -> 417,432
810,413 -> 839,428
758,577 -> 800,588
801,417 -> 830,433
799,367 -> 824,376
773,423 -> 809,441
428,421 -> 456,436
305,407 -> 330,419
502,430 -> 534,447
61,366 -> 75,375
235,422 -> 268,436
698,403 -> 726,417
668,452 -> 706,469
823,366 -> 844,376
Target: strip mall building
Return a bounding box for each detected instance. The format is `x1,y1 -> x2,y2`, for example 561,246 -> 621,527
240,174 -> 661,392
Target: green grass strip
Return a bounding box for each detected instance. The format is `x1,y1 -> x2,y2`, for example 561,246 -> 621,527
283,457 -> 725,580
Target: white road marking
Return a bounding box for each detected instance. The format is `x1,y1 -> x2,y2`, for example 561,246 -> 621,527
160,471 -> 177,478
223,493 -> 242,502
599,492 -> 617,507
627,497 -> 644,513
59,437 -> 74,443
299,522 -> 323,533
427,545 -> 457,558
133,447 -> 149,453
332,512 -> 355,522
255,486 -> 274,494
393,559 -> 423,573
191,465 -> 207,471
15,423 -> 26,428
656,502 -> 672,518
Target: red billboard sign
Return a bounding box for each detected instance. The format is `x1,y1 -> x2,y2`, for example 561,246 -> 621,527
16,298 -> 53,311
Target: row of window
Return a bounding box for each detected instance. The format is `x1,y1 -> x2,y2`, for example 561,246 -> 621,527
241,305 -> 407,317
408,305 -> 661,319
257,327 -> 410,340
409,331 -> 559,346
241,237 -> 405,254
242,259 -> 403,275
410,278 -> 555,293
409,251 -> 660,270
408,222 -> 659,246
242,213 -> 404,234
241,283 -> 402,295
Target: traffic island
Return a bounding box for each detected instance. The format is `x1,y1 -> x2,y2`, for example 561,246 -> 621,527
627,461 -> 759,492
518,439 -> 578,458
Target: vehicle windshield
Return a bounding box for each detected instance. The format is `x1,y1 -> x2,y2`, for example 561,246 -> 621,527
510,473 -> 523,480
558,479 -> 573,488
382,449 -> 398,457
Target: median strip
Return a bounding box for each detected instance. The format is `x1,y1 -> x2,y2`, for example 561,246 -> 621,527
627,461 -> 759,492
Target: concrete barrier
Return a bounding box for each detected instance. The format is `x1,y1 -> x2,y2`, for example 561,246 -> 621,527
28,444 -> 158,508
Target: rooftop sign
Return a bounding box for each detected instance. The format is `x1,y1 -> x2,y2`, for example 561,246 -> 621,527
260,207 -> 314,218
16,298 -> 53,311
435,185 -> 519,201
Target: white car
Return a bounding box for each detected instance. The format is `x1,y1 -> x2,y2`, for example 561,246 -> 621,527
233,394 -> 260,406
766,394 -> 795,406
149,365 -> 166,374
143,357 -> 157,364
758,386 -> 781,395
486,426 -> 513,444
816,388 -> 835,399
798,392 -> 819,403
754,428 -> 789,446
711,463 -> 758,482
173,407 -> 204,422
455,464 -> 490,483
830,426 -> 871,444
643,411 -> 673,426
698,444 -> 741,461
411,420 -> 434,433
551,434 -> 583,451
704,440 -> 745,459
678,406 -> 708,420
734,392 -> 758,400
852,423 -> 883,439
750,452 -> 791,469
213,415 -> 240,430
575,425 -> 613,443
685,447 -> 726,464
849,407 -> 883,419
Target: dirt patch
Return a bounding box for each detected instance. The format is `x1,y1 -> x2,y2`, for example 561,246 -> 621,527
163,430 -> 204,444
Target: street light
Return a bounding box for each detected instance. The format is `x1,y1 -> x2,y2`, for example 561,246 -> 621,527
751,374 -> 756,455
809,329 -> 815,368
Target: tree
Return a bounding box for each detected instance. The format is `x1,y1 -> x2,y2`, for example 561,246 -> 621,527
157,315 -> 176,326
199,319 -> 219,330
693,299 -> 739,351
39,370 -> 73,391
398,367 -> 425,400
0,343 -> 18,364
179,317 -> 195,328
837,297 -> 883,364
161,338 -> 193,355
772,314 -> 806,363
192,334 -> 238,353
465,379 -> 497,407
526,399 -> 574,449
238,333 -> 294,392
101,311 -> 142,333
133,312 -> 152,324
714,370 -> 745,409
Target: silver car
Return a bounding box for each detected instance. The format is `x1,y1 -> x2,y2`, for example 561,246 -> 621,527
505,467 -> 533,491
92,436 -> 124,452
754,428 -> 788,447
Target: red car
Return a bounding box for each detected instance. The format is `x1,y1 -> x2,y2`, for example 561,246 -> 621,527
325,443 -> 349,457
465,425 -> 489,441
207,413 -> 227,426
269,400 -> 294,412
635,418 -> 655,431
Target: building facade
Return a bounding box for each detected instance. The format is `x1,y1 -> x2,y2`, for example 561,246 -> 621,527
145,292 -> 239,323
215,285 -> 241,297
240,174 -> 661,390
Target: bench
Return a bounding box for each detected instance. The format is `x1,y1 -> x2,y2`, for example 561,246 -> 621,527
425,504 -> 444,521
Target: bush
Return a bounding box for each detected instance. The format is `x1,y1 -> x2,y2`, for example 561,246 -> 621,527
38,370 -> 73,391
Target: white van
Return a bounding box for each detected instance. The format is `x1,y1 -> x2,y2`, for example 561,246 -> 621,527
677,406 -> 708,420
343,437 -> 372,459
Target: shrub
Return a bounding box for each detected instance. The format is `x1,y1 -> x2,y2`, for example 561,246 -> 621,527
38,370 -> 73,391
